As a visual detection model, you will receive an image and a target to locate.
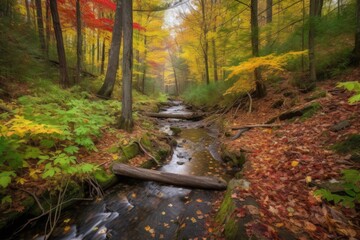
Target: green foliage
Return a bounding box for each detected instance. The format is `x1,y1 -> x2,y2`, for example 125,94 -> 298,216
0,136 -> 23,169
182,80 -> 237,108
337,81 -> 360,104
315,170 -> 360,208
0,171 -> 16,188
332,134 -> 360,161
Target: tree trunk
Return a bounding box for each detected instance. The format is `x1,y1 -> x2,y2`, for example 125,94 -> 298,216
113,163 -> 227,190
119,0 -> 134,132
266,0 -> 273,45
251,0 -> 266,97
200,0 -> 210,85
100,38 -> 106,75
75,0 -> 82,83
49,0 -> 70,88
97,0 -> 123,99
25,0 -> 31,24
309,0 -> 318,83
353,0 -> 360,65
141,35 -> 147,94
35,0 -> 46,54
45,0 -> 51,58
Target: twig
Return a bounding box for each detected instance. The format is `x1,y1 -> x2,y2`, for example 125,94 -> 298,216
246,92 -> 252,114
13,196 -> 93,236
16,188 -> 44,214
231,128 -> 251,140
135,139 -> 160,165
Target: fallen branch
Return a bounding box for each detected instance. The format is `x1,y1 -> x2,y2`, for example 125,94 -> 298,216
231,124 -> 282,130
231,128 -> 251,140
113,163 -> 227,190
246,92 -> 252,114
134,139 -> 160,165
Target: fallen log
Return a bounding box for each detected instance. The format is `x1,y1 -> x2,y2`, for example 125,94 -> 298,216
231,124 -> 282,130
112,163 -> 227,190
143,112 -> 205,120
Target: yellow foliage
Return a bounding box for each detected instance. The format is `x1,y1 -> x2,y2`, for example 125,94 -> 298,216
2,116 -> 62,137
224,51 -> 307,95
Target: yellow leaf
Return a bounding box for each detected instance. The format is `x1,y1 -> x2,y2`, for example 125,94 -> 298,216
144,225 -> 151,232
64,226 -> 71,232
111,154 -> 118,160
161,211 -> 166,215
305,176 -> 312,183
196,210 -> 202,215
191,217 -> 197,223
275,223 -> 284,228
16,177 -> 27,185
291,161 -> 299,167
63,218 -> 71,223
196,199 -> 203,203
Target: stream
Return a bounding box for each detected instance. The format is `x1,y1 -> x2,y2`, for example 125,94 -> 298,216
15,101 -> 230,240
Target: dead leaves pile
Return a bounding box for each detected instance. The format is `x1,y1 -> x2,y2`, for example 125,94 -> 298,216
225,84 -> 360,239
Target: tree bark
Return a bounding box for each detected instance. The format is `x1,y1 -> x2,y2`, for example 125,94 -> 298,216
25,0 -> 31,24
75,0 -> 82,83
35,0 -> 46,54
97,0 -> 123,99
45,0 -> 51,58
100,38 -> 106,75
353,0 -> 360,65
200,0 -> 210,85
113,163 -> 227,190
49,0 -> 70,88
309,0 -> 318,83
141,35 -> 147,94
251,0 -> 266,97
119,0 -> 134,132
266,0 -> 273,45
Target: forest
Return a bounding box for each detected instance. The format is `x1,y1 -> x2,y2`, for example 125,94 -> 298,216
0,0 -> 359,239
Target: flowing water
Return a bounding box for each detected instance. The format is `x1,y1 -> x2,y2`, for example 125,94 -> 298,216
15,102 -> 230,240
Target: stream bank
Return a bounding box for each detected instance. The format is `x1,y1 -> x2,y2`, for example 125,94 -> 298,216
5,100 -> 237,240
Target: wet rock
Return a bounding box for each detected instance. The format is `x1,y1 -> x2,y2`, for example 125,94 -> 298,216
177,161 -> 185,165
170,127 -> 182,136
330,120 -> 350,132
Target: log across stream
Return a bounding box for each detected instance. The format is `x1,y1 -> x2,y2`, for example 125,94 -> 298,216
16,101 -> 231,240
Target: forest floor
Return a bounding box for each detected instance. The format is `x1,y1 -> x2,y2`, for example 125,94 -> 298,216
208,68 -> 360,239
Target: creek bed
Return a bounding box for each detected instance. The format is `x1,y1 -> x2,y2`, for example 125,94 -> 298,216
14,102 -> 230,240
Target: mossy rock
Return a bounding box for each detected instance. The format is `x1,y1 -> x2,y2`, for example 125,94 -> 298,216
332,134 -> 360,161
300,102 -> 322,120
93,169 -> 118,190
170,127 -> 182,136
0,196 -> 34,231
221,147 -> 246,168
29,181 -> 84,216
305,90 -> 327,101
216,179 -> 253,240
140,134 -> 153,150
119,142 -> 140,162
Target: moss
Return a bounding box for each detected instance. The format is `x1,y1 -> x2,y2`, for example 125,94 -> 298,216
332,134 -> 360,161
119,143 -> 140,162
93,169 -> 118,189
140,134 -> 152,150
306,90 -> 327,101
300,102 -> 322,120
170,127 -> 182,136
106,144 -> 120,154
